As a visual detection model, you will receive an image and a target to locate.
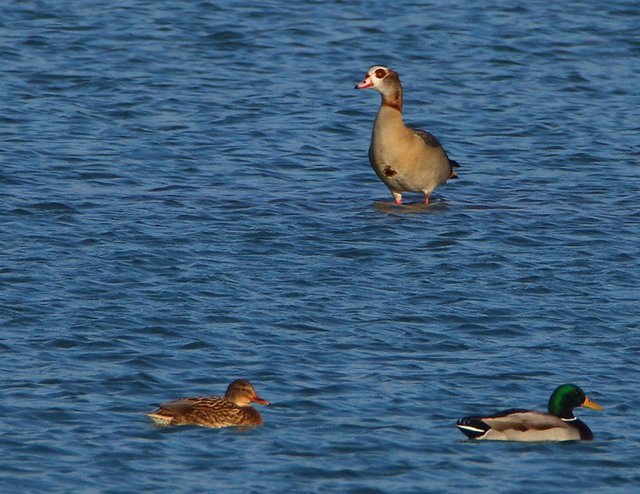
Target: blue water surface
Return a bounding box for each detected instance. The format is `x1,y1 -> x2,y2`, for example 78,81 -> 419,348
1,0 -> 639,492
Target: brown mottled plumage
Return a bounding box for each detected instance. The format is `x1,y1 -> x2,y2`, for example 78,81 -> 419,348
146,379 -> 269,428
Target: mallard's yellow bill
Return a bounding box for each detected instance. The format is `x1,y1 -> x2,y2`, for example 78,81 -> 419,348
583,395 -> 604,411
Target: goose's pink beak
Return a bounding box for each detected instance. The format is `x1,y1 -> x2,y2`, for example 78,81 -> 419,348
355,77 -> 373,89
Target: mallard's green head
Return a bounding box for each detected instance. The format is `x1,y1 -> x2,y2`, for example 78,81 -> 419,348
548,384 -> 603,419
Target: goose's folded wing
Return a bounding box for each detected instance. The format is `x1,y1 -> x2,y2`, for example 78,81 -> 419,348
411,128 -> 442,149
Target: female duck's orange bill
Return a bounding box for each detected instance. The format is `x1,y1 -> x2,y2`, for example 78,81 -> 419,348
252,396 -> 270,405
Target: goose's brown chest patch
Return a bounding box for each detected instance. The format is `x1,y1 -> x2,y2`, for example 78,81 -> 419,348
383,166 -> 397,177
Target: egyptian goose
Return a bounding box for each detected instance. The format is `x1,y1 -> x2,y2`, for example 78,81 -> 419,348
355,65 -> 460,205
456,384 -> 603,441
146,379 -> 269,428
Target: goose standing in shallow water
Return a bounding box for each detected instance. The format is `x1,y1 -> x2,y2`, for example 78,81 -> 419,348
456,384 -> 603,441
355,65 -> 460,205
146,379 -> 269,428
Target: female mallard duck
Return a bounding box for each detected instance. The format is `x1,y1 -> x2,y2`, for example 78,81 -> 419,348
456,384 -> 603,441
146,379 -> 269,428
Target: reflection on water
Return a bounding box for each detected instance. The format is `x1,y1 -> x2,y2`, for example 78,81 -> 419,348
373,199 -> 452,214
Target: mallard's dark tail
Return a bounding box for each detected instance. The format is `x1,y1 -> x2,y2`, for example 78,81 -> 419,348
456,417 -> 489,439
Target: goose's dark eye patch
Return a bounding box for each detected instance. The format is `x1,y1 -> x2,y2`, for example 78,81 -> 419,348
375,68 -> 386,78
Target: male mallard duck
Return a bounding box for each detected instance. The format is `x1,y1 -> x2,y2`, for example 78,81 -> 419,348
456,384 -> 603,441
355,65 -> 460,205
146,379 -> 269,428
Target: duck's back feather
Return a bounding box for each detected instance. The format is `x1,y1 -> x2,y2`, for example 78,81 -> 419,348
147,396 -> 263,428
